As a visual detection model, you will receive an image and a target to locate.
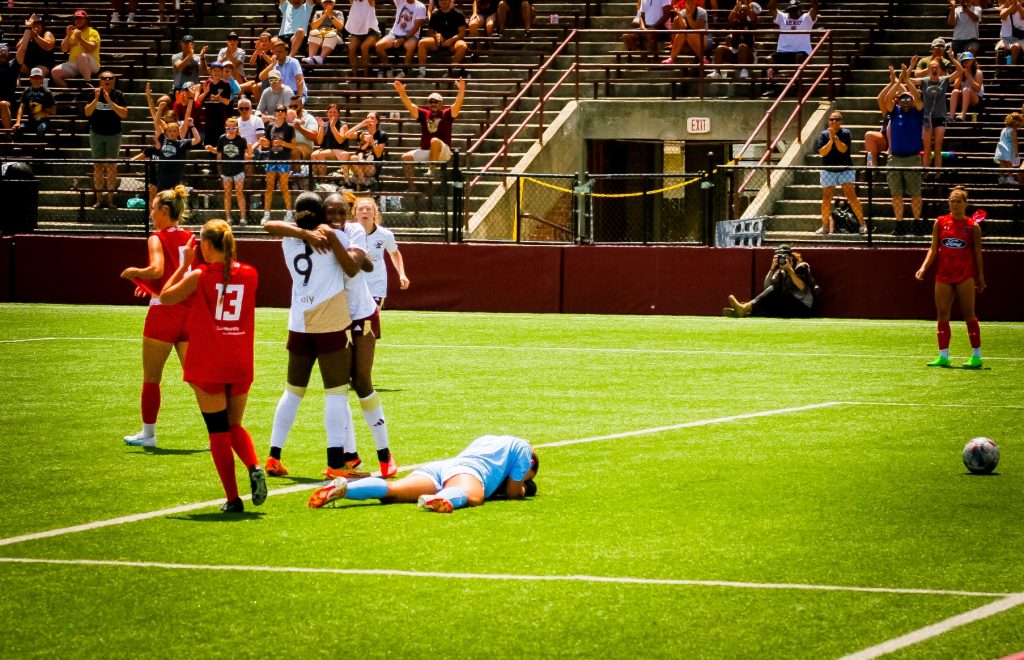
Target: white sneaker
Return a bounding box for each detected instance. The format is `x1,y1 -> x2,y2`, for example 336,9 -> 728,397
739,68 -> 749,79
111,11 -> 121,22
284,210 -> 294,222
261,210 -> 271,224
126,13 -> 135,25
707,70 -> 721,79
417,67 -> 427,78
124,431 -> 157,447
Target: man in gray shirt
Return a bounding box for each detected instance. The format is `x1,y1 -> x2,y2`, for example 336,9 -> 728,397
256,69 -> 294,118
171,35 -> 209,94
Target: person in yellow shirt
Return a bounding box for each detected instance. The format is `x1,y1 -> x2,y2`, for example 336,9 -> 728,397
50,9 -> 101,87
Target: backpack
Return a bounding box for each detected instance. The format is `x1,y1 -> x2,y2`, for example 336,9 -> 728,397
831,200 -> 860,234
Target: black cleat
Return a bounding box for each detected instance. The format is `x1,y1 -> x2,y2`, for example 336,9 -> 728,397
249,465 -> 268,506
221,498 -> 244,513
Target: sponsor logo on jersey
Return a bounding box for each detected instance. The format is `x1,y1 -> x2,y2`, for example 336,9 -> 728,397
942,237 -> 967,249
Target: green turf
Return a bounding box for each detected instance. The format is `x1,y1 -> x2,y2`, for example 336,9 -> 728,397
1,304 -> 1022,657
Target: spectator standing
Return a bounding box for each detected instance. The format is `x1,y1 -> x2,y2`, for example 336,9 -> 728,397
246,31 -> 275,102
708,0 -> 760,79
84,71 -> 128,209
259,103 -> 298,223
949,0 -> 982,56
470,0 -> 505,37
993,112 -> 1023,185
260,40 -> 306,103
15,14 -> 56,79
168,35 -> 209,106
345,0 -> 382,77
914,37 -> 954,78
765,0 -> 817,84
50,9 -> 100,87
197,61 -> 235,148
815,111 -> 866,235
304,0 -> 345,66
235,98 -> 266,181
417,0 -> 469,78
110,0 -> 149,26
995,0 -> 1024,66
280,0 -> 318,58
622,0 -> 672,58
376,0 -> 427,78
724,245 -> 816,317
218,32 -> 247,86
0,44 -> 20,130
256,69 -> 294,118
172,82 -> 205,134
137,109 -> 201,205
661,0 -> 713,67
885,66 -> 925,236
205,117 -> 252,225
394,77 -> 465,190
13,67 -> 56,137
918,48 -> 963,170
864,65 -> 906,168
950,52 -> 983,121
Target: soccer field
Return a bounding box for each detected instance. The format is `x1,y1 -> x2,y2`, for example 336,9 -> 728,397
1,304 -> 1022,658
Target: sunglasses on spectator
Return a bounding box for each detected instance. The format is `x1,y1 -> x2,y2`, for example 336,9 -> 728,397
275,108 -> 287,113
100,76 -> 115,81
226,126 -> 238,131
828,117 -> 841,122
239,106 -> 252,111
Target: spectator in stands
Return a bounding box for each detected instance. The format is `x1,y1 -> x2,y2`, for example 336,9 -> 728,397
995,0 -> 1024,66
260,40 -> 306,103
949,0 -> 982,56
345,110 -> 388,190
346,0 -> 382,77
84,71 -> 128,209
662,0 -> 713,67
260,103 -> 298,223
280,0 -> 318,58
110,0 -> 152,26
166,35 -> 209,108
197,62 -> 235,148
247,31 -> 276,100
917,47 -> 963,170
221,61 -> 243,100
764,0 -> 817,87
13,67 -> 55,138
724,245 -> 816,318
708,0 -> 760,79
304,0 -> 345,66
622,0 -> 672,58
950,52 -> 983,121
993,112 -> 1023,185
219,32 -> 247,87
235,98 -> 266,180
815,111 -> 866,235
172,82 -> 205,134
376,0 -> 428,78
884,67 -> 925,236
256,69 -> 294,118
0,44 -> 19,130
136,105 -> 201,204
394,78 -> 465,190
417,0 -> 469,78
205,117 -> 252,225
311,103 -> 350,178
498,0 -> 534,36
470,0 -> 506,37
864,65 -> 906,168
288,96 -> 319,181
50,9 -> 101,87
913,37 -> 954,78
15,14 -> 56,80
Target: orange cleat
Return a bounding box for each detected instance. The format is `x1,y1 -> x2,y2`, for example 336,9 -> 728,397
417,494 -> 454,513
265,456 -> 289,477
308,478 -> 348,509
321,461 -> 370,480
380,453 -> 398,479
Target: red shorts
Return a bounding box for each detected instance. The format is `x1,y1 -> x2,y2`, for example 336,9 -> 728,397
286,329 -> 351,356
188,380 -> 252,396
143,304 -> 190,344
350,307 -> 381,339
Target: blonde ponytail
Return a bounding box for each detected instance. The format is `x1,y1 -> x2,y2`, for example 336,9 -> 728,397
154,185 -> 191,223
200,219 -> 237,293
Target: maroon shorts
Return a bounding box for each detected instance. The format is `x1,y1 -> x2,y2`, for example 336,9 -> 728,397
189,380 -> 252,396
286,329 -> 352,356
143,304 -> 190,344
350,307 -> 381,339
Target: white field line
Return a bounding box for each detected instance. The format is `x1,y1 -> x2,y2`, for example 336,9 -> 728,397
0,403 -> 833,548
841,593 -> 1024,660
2,336 -> 1023,362
0,557 -> 1012,600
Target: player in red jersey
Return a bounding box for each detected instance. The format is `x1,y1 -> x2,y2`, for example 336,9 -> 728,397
915,186 -> 986,369
119,185 -> 195,448
159,220 -> 268,513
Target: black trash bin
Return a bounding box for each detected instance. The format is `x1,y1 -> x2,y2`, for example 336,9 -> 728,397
0,162 -> 39,235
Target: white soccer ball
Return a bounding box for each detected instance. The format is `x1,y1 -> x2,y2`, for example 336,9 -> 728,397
963,437 -> 1000,475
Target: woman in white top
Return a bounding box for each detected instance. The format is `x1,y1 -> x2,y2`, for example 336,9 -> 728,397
346,0 -> 382,76
950,51 -> 984,121
355,196 -> 410,306
262,192 -> 365,478
996,0 -> 1024,66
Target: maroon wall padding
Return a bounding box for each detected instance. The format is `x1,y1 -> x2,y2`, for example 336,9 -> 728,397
6,237 -> 1022,320
0,237 -> 11,303
380,243 -> 563,313
562,246 -> 754,315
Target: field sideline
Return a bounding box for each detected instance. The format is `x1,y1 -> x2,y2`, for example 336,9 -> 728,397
1,303 -> 1022,658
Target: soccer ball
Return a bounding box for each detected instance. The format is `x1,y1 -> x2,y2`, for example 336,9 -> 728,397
963,437 -> 1000,475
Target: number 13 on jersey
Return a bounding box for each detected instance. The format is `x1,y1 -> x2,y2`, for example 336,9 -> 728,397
215,284 -> 246,322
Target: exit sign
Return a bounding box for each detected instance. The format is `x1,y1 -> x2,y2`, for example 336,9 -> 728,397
688,117 -> 711,134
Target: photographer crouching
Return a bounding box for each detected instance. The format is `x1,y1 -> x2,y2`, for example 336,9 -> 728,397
724,245 -> 818,318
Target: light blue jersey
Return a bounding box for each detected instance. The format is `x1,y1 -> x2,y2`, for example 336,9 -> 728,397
414,435 -> 532,497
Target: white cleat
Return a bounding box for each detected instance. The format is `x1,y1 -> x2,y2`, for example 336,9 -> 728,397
124,432 -> 157,447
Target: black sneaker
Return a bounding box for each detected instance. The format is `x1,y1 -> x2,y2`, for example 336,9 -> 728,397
914,219 -> 928,235
892,222 -> 906,237
249,465 -> 268,506
221,498 -> 244,513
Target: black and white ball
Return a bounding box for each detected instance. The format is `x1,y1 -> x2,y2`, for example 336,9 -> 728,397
963,437 -> 1000,475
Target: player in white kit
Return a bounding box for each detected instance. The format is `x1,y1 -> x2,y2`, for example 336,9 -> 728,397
355,197 -> 410,307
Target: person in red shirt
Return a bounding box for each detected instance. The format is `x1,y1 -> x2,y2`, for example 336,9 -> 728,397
159,220 -> 268,513
119,186 -> 195,448
915,186 -> 986,369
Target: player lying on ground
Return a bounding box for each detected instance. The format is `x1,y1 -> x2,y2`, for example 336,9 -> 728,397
308,434 -> 538,512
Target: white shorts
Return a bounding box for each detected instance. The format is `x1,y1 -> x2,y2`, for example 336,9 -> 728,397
997,36 -> 1023,50
408,141 -> 452,163
309,30 -> 342,50
221,171 -> 245,182
56,55 -> 99,78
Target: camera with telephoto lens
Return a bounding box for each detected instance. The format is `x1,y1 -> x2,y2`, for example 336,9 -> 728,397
774,245 -> 792,266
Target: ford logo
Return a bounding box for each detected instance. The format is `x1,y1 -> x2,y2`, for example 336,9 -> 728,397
942,238 -> 967,249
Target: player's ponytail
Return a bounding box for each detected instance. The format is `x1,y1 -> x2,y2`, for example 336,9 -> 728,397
200,219 -> 236,293
154,185 -> 190,224
293,192 -> 325,230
